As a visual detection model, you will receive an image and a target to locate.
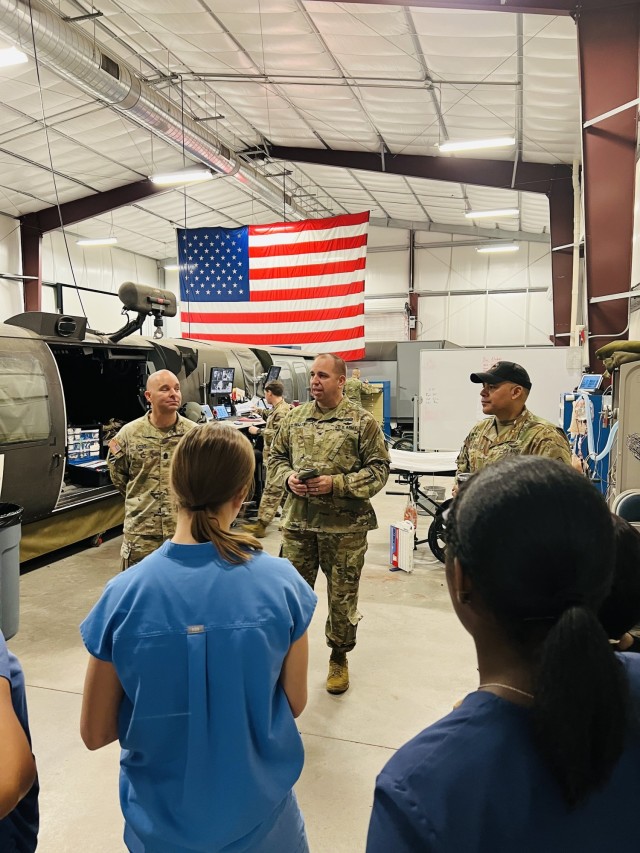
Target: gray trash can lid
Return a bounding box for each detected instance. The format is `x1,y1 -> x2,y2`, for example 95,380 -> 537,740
0,504 -> 23,528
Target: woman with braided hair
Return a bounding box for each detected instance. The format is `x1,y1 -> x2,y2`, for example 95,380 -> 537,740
368,456 -> 640,853
80,423 -> 316,853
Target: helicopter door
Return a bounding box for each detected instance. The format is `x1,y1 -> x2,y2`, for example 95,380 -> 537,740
292,359 -> 311,402
0,340 -> 66,524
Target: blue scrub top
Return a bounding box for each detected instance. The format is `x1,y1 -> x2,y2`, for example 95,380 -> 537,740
0,632 -> 39,853
81,541 -> 316,853
367,653 -> 640,853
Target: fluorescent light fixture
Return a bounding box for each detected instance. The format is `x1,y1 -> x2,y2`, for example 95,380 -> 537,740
476,243 -> 520,254
163,264 -> 180,271
76,237 -> 118,246
465,208 -> 519,220
0,47 -> 28,68
438,137 -> 516,153
150,167 -> 214,186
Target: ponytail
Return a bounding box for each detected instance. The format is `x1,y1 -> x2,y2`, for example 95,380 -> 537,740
532,605 -> 628,808
190,508 -> 262,564
445,457 -> 631,809
171,423 -> 264,564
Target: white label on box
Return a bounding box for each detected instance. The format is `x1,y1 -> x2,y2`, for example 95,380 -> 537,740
390,521 -> 414,573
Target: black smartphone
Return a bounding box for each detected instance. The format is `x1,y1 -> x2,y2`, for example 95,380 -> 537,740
298,468 -> 319,481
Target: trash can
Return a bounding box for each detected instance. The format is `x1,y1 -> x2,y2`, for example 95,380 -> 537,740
0,504 -> 23,641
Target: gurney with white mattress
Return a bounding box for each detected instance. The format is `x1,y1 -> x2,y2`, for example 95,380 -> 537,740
388,449 -> 458,562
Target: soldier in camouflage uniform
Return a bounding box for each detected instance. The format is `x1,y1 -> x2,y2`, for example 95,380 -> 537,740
107,369 -> 196,568
343,368 -> 382,407
455,361 -> 571,486
244,380 -> 291,537
269,354 -> 390,695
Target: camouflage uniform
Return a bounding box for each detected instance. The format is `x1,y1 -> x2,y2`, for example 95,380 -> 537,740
256,399 -> 291,526
107,412 -> 196,567
456,406 -> 571,480
269,397 -> 390,653
343,377 -> 382,407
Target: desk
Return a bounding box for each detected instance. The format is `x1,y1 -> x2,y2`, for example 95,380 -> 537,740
388,449 -> 457,562
231,417 -> 265,430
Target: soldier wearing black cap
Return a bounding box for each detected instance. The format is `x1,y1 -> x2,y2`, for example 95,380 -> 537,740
455,361 -> 571,488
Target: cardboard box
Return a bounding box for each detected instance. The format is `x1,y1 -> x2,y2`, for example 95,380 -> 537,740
390,520 -> 414,573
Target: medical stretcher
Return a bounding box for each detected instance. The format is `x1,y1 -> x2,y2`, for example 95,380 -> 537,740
388,449 -> 458,562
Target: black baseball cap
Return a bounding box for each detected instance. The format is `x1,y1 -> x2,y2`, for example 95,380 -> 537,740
470,361 -> 532,390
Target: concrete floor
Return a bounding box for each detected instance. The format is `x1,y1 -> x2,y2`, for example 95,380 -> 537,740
11,474 -> 478,852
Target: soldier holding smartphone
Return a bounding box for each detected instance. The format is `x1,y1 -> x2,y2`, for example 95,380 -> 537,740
269,354 -> 390,695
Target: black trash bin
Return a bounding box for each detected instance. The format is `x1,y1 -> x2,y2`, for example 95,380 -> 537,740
0,503 -> 23,641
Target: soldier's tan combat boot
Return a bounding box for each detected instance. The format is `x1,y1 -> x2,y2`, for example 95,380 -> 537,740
243,519 -> 268,538
326,652 -> 349,694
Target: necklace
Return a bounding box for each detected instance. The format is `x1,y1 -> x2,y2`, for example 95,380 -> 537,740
478,683 -> 534,700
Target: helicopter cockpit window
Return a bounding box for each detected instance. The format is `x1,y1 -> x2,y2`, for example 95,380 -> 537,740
0,354 -> 50,445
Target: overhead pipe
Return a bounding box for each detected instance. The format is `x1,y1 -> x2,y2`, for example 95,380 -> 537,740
0,0 -> 307,219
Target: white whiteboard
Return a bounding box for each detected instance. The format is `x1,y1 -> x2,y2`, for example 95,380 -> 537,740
419,348 -> 582,451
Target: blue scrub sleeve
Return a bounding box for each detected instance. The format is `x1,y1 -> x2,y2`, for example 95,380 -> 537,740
80,575 -> 128,662
0,631 -> 9,680
366,773 -> 432,853
281,560 -> 317,642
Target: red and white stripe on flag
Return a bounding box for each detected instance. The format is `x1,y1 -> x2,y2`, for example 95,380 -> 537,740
179,211 -> 369,361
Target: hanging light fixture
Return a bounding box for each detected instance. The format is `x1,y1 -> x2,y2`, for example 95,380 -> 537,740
438,137 -> 516,153
476,243 -> 520,254
0,46 -> 27,67
150,167 -> 214,186
76,237 -> 118,246
465,208 -> 519,219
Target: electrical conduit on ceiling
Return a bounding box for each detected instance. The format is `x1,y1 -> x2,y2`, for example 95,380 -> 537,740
0,0 -> 307,219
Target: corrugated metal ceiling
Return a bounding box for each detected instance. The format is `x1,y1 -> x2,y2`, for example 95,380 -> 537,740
0,0 -> 580,259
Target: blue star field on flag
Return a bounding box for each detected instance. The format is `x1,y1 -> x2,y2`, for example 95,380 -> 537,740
178,226 -> 250,303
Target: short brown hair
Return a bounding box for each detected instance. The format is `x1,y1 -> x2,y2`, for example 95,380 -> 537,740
315,353 -> 347,378
170,423 -> 262,563
264,380 -> 284,397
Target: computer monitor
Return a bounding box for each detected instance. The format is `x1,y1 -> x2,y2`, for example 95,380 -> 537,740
200,404 -> 214,422
577,373 -> 603,394
265,364 -> 281,385
213,404 -> 230,420
210,367 -> 235,395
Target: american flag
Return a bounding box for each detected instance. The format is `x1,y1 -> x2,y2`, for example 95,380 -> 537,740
178,211 -> 369,360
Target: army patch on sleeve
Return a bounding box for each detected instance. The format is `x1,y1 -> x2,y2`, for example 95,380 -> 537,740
108,439 -> 122,455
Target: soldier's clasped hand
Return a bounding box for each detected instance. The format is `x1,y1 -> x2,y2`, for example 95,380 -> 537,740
305,475 -> 333,496
288,473 -> 333,496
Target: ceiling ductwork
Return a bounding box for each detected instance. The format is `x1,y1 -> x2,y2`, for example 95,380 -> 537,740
0,0 -> 307,219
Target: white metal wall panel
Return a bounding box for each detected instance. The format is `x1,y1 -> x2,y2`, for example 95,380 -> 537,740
485,293 -> 527,345
0,215 -> 20,277
40,233 -> 170,335
364,312 -> 407,343
417,288 -> 553,347
444,294 -> 488,347
365,250 -> 409,296
365,296 -> 408,343
527,290 -> 556,346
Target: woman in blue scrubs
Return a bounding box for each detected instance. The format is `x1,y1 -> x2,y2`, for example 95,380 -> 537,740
368,456 -> 640,853
80,423 -> 316,853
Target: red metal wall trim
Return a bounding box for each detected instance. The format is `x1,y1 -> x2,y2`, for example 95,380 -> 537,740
548,180 -> 574,345
266,146 -> 572,195
306,1 -> 640,16
20,226 -> 42,312
579,5 -> 640,368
